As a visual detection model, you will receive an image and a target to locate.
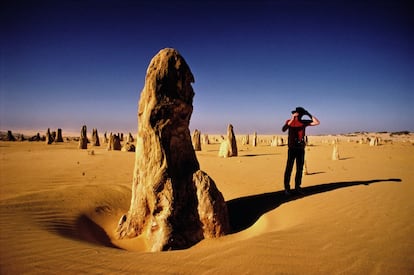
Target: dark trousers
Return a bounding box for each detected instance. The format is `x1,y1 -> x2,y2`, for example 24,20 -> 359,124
284,147 -> 305,190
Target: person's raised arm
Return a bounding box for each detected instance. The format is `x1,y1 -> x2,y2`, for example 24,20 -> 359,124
310,115 -> 320,126
305,110 -> 320,126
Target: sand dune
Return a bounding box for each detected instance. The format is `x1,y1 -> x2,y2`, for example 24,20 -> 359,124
1,136 -> 413,274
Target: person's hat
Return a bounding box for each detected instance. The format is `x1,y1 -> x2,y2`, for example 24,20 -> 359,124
291,107 -> 306,114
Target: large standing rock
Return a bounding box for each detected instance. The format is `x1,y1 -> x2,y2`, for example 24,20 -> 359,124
91,128 -> 100,146
116,48 -> 229,251
78,125 -> 88,149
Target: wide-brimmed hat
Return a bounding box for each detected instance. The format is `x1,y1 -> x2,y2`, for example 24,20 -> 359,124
291,107 -> 306,114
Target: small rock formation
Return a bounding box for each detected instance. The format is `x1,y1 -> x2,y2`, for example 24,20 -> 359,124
121,142 -> 135,152
78,125 -> 88,149
103,132 -> 109,144
116,48 -> 229,251
55,128 -> 64,142
369,137 -> 379,146
107,133 -> 122,151
45,128 -> 54,144
126,132 -> 135,143
192,129 -> 201,151
5,130 -> 16,141
252,131 -> 257,147
29,133 -> 41,141
242,134 -> 249,145
277,136 -> 284,146
218,124 -> 238,157
271,136 -> 277,147
202,134 -> 209,145
91,128 -> 100,146
18,134 -> 26,141
332,141 -> 340,160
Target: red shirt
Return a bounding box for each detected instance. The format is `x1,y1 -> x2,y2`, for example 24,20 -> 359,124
285,119 -> 311,148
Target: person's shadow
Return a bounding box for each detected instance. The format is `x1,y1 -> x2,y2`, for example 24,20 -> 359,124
226,178 -> 401,233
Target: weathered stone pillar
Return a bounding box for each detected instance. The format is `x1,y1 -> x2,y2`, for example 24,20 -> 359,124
45,128 -> 53,144
91,128 -> 100,146
116,48 -> 229,251
78,125 -> 88,149
55,128 -> 64,142
252,131 -> 257,147
192,129 -> 201,151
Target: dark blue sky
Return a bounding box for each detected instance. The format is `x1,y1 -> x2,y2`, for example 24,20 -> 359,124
1,0 -> 413,135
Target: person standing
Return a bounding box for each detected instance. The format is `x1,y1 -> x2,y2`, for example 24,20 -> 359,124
282,107 -> 320,195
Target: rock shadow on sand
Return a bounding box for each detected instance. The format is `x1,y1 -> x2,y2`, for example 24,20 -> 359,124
227,178 -> 402,233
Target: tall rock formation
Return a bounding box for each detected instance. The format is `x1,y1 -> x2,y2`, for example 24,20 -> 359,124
192,129 -> 201,151
45,128 -> 54,144
116,48 -> 229,251
55,128 -> 64,142
78,125 -> 88,149
91,128 -> 100,146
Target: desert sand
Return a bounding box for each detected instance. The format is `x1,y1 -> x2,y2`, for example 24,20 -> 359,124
0,134 -> 413,274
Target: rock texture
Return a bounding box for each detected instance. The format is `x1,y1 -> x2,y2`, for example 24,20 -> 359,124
116,48 -> 229,251
78,125 -> 88,149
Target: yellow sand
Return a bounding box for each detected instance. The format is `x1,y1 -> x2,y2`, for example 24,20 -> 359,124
1,135 -> 413,274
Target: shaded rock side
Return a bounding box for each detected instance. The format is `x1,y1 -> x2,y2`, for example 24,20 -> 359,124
116,48 -> 229,251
